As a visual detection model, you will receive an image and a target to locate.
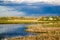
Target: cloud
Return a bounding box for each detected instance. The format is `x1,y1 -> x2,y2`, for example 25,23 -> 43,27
0,0 -> 60,16
12,5 -> 60,16
1,0 -> 60,5
0,6 -> 26,16
0,3 -> 60,16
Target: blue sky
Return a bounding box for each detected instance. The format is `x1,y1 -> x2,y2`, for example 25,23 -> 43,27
0,0 -> 60,16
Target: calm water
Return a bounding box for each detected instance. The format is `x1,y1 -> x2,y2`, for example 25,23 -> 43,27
0,24 -> 33,38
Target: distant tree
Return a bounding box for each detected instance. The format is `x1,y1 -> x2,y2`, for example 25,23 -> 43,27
0,17 -> 8,20
19,16 -> 25,19
10,17 -> 18,19
38,16 -> 49,21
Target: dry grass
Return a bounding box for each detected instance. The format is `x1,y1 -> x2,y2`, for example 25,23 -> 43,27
7,33 -> 60,40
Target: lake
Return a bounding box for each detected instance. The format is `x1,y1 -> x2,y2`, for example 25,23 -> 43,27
0,24 -> 34,38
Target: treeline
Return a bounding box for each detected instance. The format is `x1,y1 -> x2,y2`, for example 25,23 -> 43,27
0,16 -> 36,20
0,16 -> 60,21
38,16 -> 60,21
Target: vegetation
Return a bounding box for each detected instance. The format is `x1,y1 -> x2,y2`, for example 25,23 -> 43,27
7,33 -> 60,40
38,16 -> 60,21
0,16 -> 60,24
25,24 -> 60,40
1,16 -> 60,40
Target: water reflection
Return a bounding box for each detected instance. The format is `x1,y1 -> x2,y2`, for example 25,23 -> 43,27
0,24 -> 32,39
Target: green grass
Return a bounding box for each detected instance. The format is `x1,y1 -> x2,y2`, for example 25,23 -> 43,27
0,20 -> 59,24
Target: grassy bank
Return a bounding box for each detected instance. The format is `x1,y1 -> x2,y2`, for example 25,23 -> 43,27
0,20 -> 60,24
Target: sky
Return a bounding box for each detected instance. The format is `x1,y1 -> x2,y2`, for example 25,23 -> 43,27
0,0 -> 60,16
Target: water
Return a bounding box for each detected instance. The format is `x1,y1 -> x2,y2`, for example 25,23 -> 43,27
0,24 -> 32,38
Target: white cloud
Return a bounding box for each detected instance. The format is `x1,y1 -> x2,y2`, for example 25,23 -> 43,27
1,0 -> 60,5
0,6 -> 26,16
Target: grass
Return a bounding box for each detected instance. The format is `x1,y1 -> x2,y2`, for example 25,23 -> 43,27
0,20 -> 37,24
0,19 -> 60,24
25,23 -> 60,40
7,33 -> 60,40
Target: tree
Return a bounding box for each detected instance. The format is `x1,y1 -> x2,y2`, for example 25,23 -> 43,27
0,17 -> 8,20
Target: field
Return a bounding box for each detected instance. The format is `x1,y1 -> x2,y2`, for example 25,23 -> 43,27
0,16 -> 60,24
0,20 -> 37,24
